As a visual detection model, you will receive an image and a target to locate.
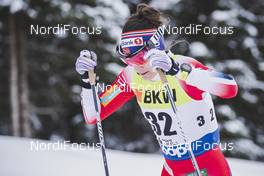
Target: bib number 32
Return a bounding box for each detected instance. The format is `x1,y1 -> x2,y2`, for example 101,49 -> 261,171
144,112 -> 177,136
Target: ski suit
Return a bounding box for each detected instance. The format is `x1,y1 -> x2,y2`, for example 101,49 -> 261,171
81,54 -> 238,176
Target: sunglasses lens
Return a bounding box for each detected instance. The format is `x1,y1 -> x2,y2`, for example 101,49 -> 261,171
116,43 -> 148,65
124,49 -> 147,65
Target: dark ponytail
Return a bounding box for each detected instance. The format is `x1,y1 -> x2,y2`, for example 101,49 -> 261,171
122,3 -> 164,33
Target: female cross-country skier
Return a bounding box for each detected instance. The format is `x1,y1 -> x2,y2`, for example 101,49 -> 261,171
75,3 -> 238,176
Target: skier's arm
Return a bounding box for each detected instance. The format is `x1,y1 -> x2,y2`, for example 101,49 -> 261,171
81,70 -> 135,124
175,56 -> 238,99
75,50 -> 135,124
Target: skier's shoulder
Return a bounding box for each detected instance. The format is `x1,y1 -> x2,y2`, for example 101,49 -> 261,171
170,53 -> 208,70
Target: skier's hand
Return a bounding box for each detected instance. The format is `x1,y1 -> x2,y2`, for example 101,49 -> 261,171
75,50 -> 97,75
145,48 -> 172,72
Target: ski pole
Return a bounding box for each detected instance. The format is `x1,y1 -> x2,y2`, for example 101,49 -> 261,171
156,69 -> 202,176
88,70 -> 110,176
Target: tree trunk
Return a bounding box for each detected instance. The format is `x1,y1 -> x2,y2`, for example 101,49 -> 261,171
9,13 -> 31,137
9,14 -> 20,136
18,13 -> 31,137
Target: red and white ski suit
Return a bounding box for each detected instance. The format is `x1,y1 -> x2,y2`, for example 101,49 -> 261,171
81,54 -> 238,176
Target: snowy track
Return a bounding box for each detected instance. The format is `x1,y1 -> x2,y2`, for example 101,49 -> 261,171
0,136 -> 263,176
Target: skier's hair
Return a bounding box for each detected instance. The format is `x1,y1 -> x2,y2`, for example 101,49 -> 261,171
122,3 -> 165,33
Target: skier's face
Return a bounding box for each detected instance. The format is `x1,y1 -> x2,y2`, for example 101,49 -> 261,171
133,60 -> 157,80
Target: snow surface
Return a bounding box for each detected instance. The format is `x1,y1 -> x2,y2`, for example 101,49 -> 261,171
0,0 -> 27,13
150,0 -> 181,10
0,136 -> 264,176
189,42 -> 211,57
78,0 -> 129,40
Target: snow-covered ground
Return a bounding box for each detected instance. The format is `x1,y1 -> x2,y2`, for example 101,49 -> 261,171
0,136 -> 264,176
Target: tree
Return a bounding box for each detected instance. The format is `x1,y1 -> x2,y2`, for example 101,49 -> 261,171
9,12 -> 31,137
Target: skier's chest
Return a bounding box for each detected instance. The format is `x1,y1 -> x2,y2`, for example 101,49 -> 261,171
132,74 -> 192,109
131,73 -> 218,141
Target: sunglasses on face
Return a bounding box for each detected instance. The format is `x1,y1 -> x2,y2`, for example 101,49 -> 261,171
116,42 -> 149,66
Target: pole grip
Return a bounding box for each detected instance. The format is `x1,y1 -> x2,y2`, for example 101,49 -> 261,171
157,69 -> 168,84
88,70 -> 96,85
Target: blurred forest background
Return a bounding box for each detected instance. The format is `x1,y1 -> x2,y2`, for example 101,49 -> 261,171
0,0 -> 264,162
